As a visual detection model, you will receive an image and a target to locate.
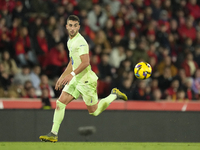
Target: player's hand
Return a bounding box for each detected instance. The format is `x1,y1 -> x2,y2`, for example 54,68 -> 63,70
55,77 -> 64,91
61,74 -> 73,86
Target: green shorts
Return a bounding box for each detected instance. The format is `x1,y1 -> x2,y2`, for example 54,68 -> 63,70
62,77 -> 98,106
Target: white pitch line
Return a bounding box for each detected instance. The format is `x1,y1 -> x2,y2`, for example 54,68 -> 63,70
181,104 -> 187,112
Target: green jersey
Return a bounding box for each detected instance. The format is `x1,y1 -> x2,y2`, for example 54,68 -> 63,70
67,33 -> 98,83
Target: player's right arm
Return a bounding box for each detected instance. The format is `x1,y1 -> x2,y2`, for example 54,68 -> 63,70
55,59 -> 72,90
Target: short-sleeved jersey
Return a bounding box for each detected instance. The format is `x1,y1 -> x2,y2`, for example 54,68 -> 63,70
67,33 -> 98,83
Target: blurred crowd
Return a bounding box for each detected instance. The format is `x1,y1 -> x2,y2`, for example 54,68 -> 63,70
0,0 -> 200,102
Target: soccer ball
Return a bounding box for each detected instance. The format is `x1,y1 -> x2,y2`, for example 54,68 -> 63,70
134,62 -> 152,79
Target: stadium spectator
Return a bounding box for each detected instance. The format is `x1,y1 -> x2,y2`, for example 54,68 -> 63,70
79,26 -> 95,50
1,50 -> 19,76
183,77 -> 196,100
54,4 -> 67,20
13,65 -> 31,86
181,52 -> 198,77
88,4 -> 107,32
44,42 -> 68,79
23,86 -> 37,98
64,2 -> 76,16
29,16 -> 44,38
118,77 -> 134,100
14,26 -> 38,66
33,28 -> 49,68
192,69 -> 200,99
23,80 -> 37,98
152,88 -> 162,101
0,62 -> 12,97
144,6 -> 153,23
176,88 -> 187,101
46,16 -> 57,38
48,28 -> 63,49
169,19 -> 179,43
38,74 -> 55,98
157,67 -> 174,92
51,76 -> 61,98
121,29 -> 137,50
178,15 -> 196,41
150,0 -> 162,21
156,22 -> 170,49
41,88 -> 52,109
29,0 -> 52,15
164,79 -> 180,100
132,80 -> 148,100
30,65 -> 41,91
103,0 -> 121,17
193,46 -> 200,67
12,1 -> 27,24
147,43 -> 158,63
109,44 -> 126,69
98,53 -> 113,80
57,16 -> 66,38
117,59 -> 133,79
175,68 -> 188,87
156,55 -> 178,77
150,78 -> 159,92
97,53 -> 113,97
113,18 -> 125,38
162,0 -> 172,17
186,0 -> 200,20
103,18 -> 114,42
90,54 -> 100,76
94,30 -> 111,53
0,17 -> 12,52
24,80 -> 33,91
131,40 -> 149,65
7,79 -> 26,98
0,5 -> 12,28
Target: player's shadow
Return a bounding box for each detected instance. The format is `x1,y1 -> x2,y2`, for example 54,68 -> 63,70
78,126 -> 96,141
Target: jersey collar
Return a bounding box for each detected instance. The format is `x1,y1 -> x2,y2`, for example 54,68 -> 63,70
69,32 -> 80,42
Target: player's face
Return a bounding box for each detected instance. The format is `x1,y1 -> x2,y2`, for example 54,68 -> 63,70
66,20 -> 80,38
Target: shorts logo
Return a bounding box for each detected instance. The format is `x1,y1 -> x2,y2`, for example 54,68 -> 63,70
71,56 -> 74,65
91,98 -> 93,103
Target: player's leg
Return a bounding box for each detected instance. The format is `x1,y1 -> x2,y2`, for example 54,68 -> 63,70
80,80 -> 128,116
87,88 -> 127,116
51,91 -> 74,134
40,78 -> 80,142
39,91 -> 74,142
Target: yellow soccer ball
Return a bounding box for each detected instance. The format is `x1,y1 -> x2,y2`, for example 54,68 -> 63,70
134,62 -> 152,80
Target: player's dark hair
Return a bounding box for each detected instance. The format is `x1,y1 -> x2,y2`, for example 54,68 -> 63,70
67,15 -> 80,24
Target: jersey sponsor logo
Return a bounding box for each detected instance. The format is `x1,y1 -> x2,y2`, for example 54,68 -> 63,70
80,45 -> 86,47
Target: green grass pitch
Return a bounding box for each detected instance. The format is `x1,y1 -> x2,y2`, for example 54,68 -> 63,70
0,142 -> 200,150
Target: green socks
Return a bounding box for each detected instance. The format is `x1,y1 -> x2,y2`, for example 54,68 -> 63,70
90,94 -> 117,116
51,100 -> 66,135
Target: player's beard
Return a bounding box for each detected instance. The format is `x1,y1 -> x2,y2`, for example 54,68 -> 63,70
69,30 -> 78,38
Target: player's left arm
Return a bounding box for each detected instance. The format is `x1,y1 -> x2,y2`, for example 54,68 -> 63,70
61,54 -> 90,85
